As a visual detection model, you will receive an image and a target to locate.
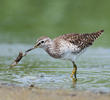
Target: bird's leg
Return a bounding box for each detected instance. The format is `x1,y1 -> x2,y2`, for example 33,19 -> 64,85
70,61 -> 77,81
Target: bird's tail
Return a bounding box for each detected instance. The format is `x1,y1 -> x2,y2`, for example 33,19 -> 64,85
90,30 -> 104,40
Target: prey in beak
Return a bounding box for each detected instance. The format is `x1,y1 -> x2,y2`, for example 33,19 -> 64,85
10,36 -> 50,68
10,46 -> 36,68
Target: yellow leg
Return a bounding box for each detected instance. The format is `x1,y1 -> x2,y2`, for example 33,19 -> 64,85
70,62 -> 77,81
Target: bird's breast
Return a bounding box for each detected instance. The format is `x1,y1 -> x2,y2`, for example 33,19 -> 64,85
45,40 -> 81,60
45,46 -> 62,59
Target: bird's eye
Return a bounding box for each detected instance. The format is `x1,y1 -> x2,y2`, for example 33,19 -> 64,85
41,41 -> 44,43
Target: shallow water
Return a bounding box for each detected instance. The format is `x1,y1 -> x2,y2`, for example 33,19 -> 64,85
0,44 -> 110,92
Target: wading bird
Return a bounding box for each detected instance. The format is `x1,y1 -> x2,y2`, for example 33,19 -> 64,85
33,30 -> 104,80
11,30 -> 104,81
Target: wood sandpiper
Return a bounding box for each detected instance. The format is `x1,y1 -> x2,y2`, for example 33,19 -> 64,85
34,30 -> 104,80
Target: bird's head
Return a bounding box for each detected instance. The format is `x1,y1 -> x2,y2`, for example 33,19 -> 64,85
34,36 -> 52,49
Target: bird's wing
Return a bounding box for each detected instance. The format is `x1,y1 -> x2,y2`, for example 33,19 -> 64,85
60,30 -> 104,50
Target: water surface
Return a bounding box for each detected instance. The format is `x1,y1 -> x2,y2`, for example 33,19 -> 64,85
0,44 -> 110,92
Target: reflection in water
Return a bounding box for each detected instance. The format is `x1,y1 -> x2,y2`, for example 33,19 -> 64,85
0,44 -> 110,92
72,78 -> 77,88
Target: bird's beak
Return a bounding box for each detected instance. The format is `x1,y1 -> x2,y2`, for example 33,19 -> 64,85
34,42 -> 40,48
34,45 -> 38,48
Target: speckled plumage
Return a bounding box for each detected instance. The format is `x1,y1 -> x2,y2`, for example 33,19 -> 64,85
55,30 -> 104,50
37,30 -> 104,61
35,30 -> 104,80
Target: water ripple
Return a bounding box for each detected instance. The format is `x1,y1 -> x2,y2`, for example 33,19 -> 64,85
0,44 -> 110,92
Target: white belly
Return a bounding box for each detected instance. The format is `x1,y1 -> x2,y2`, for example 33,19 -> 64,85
61,49 -> 81,61
59,41 -> 81,61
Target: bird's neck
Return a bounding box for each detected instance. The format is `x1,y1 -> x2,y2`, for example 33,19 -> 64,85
47,43 -> 53,50
44,41 -> 61,58
44,40 -> 53,51
44,41 -> 55,56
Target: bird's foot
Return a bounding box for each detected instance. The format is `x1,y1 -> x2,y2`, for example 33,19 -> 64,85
70,69 -> 75,77
70,74 -> 77,81
70,73 -> 73,78
70,69 -> 77,81
72,78 -> 77,81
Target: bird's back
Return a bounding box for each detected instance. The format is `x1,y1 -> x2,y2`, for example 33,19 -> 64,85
55,30 -> 104,50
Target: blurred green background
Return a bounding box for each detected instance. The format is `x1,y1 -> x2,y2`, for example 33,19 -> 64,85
0,0 -> 110,91
0,0 -> 109,47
